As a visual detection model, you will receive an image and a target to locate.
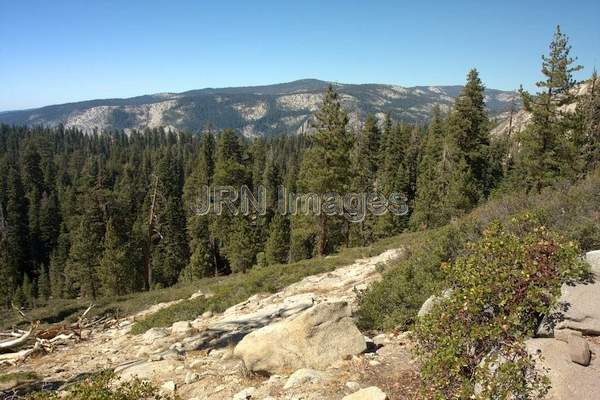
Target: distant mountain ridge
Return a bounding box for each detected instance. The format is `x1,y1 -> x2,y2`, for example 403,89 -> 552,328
0,79 -> 520,136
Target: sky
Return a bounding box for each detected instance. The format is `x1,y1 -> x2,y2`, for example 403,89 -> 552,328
0,0 -> 599,111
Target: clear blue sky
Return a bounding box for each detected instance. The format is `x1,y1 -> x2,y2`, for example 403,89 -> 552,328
1,0 -> 598,111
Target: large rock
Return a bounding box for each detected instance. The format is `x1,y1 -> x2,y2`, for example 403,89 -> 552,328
526,338 -> 600,399
234,301 -> 366,373
536,250 -> 600,338
342,386 -> 387,400
554,280 -> 600,335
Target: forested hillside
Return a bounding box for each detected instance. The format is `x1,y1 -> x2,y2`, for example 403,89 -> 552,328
0,26 -> 598,314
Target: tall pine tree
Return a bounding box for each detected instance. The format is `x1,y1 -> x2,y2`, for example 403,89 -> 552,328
297,85 -> 353,255
515,25 -> 583,192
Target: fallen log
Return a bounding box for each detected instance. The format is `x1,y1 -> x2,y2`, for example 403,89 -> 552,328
0,322 -> 38,350
0,341 -> 44,366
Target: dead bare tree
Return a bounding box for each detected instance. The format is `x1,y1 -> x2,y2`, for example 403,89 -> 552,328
144,174 -> 163,290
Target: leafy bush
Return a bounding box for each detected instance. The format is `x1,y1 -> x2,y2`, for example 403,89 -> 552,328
414,218 -> 588,399
25,372 -> 177,400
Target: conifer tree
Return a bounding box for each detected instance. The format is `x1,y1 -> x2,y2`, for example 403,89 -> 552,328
22,274 -> 33,308
225,216 -> 256,273
180,236 -> 214,281
448,68 -> 492,199
572,71 -> 600,174
99,218 -> 130,295
49,222 -> 69,298
183,132 -> 217,279
39,191 -> 61,265
210,129 -> 253,274
65,192 -> 105,299
23,143 -> 46,266
297,85 -> 352,255
37,265 -> 50,301
516,26 -> 583,192
351,114 -> 382,244
152,150 -> 189,287
4,166 -> 30,282
377,122 -> 412,235
410,109 -> 476,229
379,114 -> 393,167
265,214 -> 290,265
0,219 -> 16,307
410,111 -> 446,229
12,285 -> 26,308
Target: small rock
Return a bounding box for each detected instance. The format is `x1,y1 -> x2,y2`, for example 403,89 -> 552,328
171,320 -> 193,335
169,342 -> 185,354
233,387 -> 256,400
184,371 -> 200,384
189,358 -> 205,369
418,289 -> 452,318
160,381 -> 176,393
568,336 -> 591,366
202,310 -> 213,318
368,360 -> 381,366
207,347 -> 233,360
148,354 -> 163,362
283,368 -> 326,389
118,320 -> 132,328
345,381 -> 361,392
189,290 -> 206,300
554,328 -> 582,343
342,386 -> 387,400
142,327 -> 170,344
372,334 -> 388,347
161,349 -> 183,360
396,331 -> 412,341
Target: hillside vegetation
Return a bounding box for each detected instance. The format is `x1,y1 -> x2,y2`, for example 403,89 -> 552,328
357,168 -> 600,330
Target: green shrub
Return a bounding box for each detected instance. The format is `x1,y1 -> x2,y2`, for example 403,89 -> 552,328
25,372 -> 177,400
414,218 -> 588,399
356,222 -> 479,331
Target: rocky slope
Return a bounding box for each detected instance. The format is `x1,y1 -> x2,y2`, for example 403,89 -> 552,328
1,249 -> 422,400
0,79 -> 519,137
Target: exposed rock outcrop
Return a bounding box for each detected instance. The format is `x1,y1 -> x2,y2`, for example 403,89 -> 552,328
1,248 -> 410,400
